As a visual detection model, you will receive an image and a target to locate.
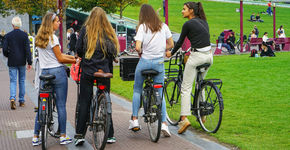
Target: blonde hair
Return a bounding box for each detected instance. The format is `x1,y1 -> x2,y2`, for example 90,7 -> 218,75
84,7 -> 119,59
35,12 -> 56,49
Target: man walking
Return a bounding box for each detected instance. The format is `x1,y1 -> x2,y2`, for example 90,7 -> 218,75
3,16 -> 32,110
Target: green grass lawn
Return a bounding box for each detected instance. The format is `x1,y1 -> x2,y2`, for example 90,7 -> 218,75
111,52 -> 290,149
121,0 -> 290,43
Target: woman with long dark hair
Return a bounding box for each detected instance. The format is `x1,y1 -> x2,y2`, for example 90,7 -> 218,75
166,1 -> 213,134
74,7 -> 119,145
129,4 -> 174,137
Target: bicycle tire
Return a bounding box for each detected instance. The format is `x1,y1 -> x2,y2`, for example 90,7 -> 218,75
41,101 -> 48,150
75,83 -> 81,128
164,79 -> 181,125
196,81 -> 223,133
92,93 -> 110,150
144,90 -> 161,142
48,97 -> 60,138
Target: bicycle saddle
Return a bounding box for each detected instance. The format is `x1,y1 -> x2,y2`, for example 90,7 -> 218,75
141,69 -> 159,76
39,74 -> 56,80
196,63 -> 211,72
93,72 -> 113,78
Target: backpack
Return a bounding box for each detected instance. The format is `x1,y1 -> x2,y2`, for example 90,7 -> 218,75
250,49 -> 258,57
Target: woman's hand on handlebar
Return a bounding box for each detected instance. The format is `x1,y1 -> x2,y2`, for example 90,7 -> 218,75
166,51 -> 172,58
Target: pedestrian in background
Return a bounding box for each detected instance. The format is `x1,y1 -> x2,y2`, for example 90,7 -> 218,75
3,16 -> 32,110
32,12 -> 76,146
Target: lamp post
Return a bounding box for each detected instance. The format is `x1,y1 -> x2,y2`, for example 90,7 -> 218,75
58,0 -> 63,52
273,3 -> 276,38
165,0 -> 168,25
240,0 -> 243,52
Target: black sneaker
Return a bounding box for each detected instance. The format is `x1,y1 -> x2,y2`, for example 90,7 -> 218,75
74,138 -> 85,146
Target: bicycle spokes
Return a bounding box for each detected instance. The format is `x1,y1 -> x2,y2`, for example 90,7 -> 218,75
197,82 -> 223,133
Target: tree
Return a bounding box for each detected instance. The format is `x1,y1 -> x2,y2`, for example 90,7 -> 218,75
69,0 -> 117,14
69,0 -> 146,18
0,0 -> 11,17
114,0 -> 147,19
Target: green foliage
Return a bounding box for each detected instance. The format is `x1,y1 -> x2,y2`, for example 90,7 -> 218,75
69,0 -> 117,13
112,52 -> 290,149
3,0 -> 59,15
0,0 -> 11,17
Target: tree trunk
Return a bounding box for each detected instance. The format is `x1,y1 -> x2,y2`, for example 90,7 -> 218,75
29,14 -> 32,34
120,6 -> 123,19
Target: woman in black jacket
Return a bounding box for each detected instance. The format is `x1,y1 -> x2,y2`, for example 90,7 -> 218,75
74,7 -> 119,146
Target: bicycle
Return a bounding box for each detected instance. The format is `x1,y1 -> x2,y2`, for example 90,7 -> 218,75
118,53 -> 162,142
136,69 -> 163,142
164,48 -> 224,133
75,71 -> 113,150
235,33 -> 250,52
37,74 -> 60,150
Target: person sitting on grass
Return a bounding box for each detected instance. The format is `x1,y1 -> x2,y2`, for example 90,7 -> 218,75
255,13 -> 264,22
261,32 -> 275,57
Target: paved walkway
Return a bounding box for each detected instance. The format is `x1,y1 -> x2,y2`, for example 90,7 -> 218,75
0,54 -> 229,150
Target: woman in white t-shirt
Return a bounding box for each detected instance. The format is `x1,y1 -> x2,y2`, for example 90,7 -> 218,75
32,12 -> 76,146
128,4 -> 174,137
277,25 -> 286,38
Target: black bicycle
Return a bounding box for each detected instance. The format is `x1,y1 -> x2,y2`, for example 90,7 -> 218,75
137,69 -> 163,142
75,72 -> 112,150
164,48 -> 224,133
236,33 -> 250,52
37,74 -> 60,150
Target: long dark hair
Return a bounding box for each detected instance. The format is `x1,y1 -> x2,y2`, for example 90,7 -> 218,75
184,1 -> 207,21
137,4 -> 162,33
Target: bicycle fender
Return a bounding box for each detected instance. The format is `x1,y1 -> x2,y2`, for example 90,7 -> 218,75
153,88 -> 162,106
104,92 -> 112,114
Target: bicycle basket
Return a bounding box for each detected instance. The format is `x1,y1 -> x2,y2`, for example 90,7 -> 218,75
120,57 -> 139,81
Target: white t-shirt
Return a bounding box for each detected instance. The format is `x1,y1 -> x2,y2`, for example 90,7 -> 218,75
38,34 -> 63,69
135,23 -> 172,59
277,29 -> 286,38
262,35 -> 269,43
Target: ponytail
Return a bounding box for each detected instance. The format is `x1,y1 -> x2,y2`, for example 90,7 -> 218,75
184,1 -> 207,21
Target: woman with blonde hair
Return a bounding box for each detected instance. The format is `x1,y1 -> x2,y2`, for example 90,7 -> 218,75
74,7 -> 119,146
32,12 -> 76,146
129,4 -> 174,137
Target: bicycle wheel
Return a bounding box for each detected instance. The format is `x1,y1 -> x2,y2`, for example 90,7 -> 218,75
40,101 -> 48,150
196,81 -> 223,133
92,93 -> 110,150
144,91 -> 161,142
164,79 -> 181,125
48,98 -> 60,138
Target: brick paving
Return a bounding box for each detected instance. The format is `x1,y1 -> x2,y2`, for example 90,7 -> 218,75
0,54 -> 228,150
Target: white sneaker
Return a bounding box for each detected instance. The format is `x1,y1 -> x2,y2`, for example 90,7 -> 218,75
128,120 -> 141,131
60,135 -> 72,145
161,123 -> 171,137
32,137 -> 41,146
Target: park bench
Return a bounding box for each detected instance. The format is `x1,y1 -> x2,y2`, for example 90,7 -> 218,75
249,37 -> 290,51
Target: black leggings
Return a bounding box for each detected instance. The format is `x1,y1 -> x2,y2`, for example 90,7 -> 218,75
76,73 -> 114,138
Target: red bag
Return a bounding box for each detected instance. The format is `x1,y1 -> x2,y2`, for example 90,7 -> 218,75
70,63 -> 81,81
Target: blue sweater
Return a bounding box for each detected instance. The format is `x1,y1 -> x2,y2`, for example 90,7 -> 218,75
3,29 -> 32,67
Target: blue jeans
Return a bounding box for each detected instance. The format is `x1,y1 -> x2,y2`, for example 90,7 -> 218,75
132,57 -> 167,122
9,66 -> 26,102
34,66 -> 68,135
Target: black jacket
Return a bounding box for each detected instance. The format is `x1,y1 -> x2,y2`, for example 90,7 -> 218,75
69,32 -> 77,53
76,27 -> 116,76
3,29 -> 32,67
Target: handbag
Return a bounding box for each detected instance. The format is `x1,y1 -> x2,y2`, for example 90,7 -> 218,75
70,63 -> 81,81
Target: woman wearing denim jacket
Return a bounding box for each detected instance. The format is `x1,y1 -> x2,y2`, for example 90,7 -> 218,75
128,4 -> 174,137
32,12 -> 76,146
